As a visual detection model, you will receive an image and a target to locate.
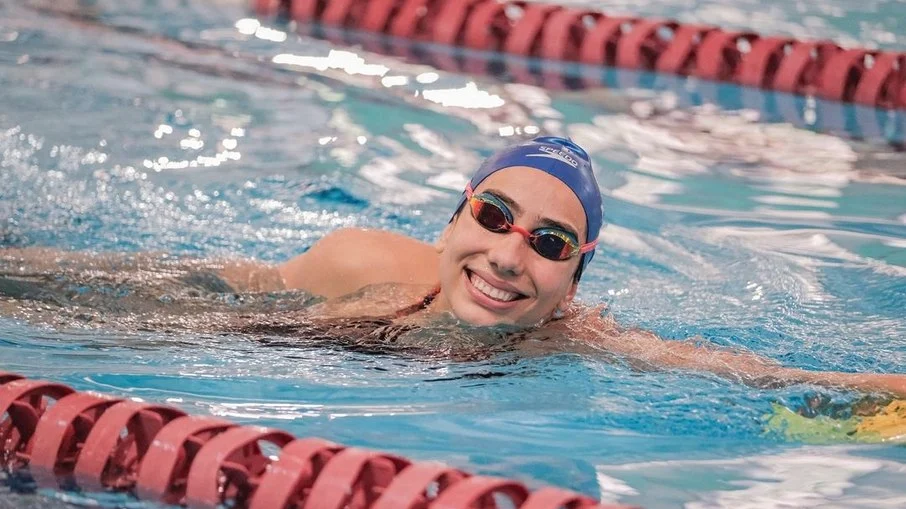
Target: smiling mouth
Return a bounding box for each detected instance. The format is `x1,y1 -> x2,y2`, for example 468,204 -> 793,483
466,269 -> 527,303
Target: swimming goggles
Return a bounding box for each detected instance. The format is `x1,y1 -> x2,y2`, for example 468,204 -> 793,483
465,184 -> 597,261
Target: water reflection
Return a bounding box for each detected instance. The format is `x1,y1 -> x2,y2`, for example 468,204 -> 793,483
597,446 -> 906,508
2,1 -> 906,507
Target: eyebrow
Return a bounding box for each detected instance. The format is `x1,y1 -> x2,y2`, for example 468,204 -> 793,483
485,188 -> 523,215
484,188 -> 581,240
537,218 -> 581,240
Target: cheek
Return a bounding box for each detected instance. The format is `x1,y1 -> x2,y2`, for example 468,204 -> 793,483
529,262 -> 577,299
438,229 -> 478,278
444,223 -> 489,259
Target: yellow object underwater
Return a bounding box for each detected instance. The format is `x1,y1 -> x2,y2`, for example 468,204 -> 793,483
765,400 -> 906,444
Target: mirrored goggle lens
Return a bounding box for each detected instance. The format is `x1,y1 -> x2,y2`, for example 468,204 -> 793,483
470,198 -> 509,232
530,232 -> 575,261
470,195 -> 580,261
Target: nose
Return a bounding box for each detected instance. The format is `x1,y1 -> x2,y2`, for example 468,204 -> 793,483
486,229 -> 527,277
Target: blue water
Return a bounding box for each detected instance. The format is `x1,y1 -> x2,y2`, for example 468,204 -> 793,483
1,0 -> 906,508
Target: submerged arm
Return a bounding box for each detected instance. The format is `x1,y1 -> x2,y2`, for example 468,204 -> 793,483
574,312 -> 906,398
0,247 -> 284,294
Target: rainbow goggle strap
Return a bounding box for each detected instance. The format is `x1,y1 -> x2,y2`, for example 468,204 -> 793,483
465,184 -> 597,261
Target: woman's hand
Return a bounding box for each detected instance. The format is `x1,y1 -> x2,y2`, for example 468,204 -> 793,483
567,313 -> 906,398
787,370 -> 906,399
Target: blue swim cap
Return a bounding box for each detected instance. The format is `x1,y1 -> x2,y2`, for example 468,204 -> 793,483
454,136 -> 603,279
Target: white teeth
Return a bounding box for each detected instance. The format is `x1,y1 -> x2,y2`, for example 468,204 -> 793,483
469,272 -> 520,302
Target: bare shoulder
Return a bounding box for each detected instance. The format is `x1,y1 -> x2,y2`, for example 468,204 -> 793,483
309,282 -> 437,319
327,228 -> 430,251
278,228 -> 439,298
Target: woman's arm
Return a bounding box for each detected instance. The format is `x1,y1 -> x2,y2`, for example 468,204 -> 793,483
1,247 -> 285,294
278,228 -> 439,298
574,312 -> 906,397
214,259 -> 285,293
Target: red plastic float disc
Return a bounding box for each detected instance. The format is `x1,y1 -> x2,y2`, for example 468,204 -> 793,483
463,1 -> 513,51
503,3 -> 561,56
579,16 -> 633,65
772,41 -> 838,94
0,379 -> 74,470
135,415 -> 235,505
0,372 -> 23,384
655,24 -> 715,75
184,425 -> 295,509
27,392 -> 123,488
694,30 -> 758,81
370,462 -> 469,509
818,49 -> 869,102
539,9 -> 602,61
289,0 -> 321,22
736,36 -> 794,87
388,0 -> 432,39
359,0 -> 401,32
616,19 -> 678,70
73,401 -> 187,492
322,0 -> 373,27
852,51 -> 905,107
252,0 -> 282,16
248,437 -> 345,509
303,447 -> 410,509
432,0 -> 487,46
430,475 -> 531,509
521,486 -> 600,508
320,0 -> 355,26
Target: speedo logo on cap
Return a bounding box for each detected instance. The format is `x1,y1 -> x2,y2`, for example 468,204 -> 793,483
526,146 -> 579,168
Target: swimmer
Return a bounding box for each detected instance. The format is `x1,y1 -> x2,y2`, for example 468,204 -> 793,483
273,136 -> 906,397
2,136 -> 905,397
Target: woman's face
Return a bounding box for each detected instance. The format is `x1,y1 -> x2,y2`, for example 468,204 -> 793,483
435,166 -> 587,327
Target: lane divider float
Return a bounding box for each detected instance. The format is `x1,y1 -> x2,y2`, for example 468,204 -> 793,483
0,371 -> 636,508
252,0 -> 906,109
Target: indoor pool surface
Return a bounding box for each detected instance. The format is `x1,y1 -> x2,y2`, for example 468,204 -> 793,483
1,0 -> 906,507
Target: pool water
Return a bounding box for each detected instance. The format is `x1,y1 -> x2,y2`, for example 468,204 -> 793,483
1,0 -> 906,507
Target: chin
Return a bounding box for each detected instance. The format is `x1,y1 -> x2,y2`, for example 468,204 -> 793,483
445,300 -> 507,327
449,306 -> 505,327
449,299 -> 544,328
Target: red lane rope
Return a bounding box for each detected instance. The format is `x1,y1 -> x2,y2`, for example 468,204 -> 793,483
74,401 -> 187,492
0,372 -> 638,509
254,0 -> 906,109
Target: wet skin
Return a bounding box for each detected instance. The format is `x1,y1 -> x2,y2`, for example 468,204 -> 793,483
431,166 -> 587,327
